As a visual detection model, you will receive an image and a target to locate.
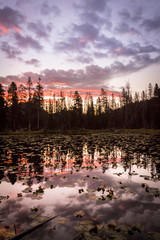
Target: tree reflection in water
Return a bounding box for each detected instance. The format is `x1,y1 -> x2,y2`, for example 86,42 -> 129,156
0,133 -> 160,240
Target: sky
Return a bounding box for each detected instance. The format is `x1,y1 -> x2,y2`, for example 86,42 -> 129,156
0,0 -> 160,96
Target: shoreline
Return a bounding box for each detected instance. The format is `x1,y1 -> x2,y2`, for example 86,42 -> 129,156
0,128 -> 160,136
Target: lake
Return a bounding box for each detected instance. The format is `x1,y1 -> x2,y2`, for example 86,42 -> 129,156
0,133 -> 160,240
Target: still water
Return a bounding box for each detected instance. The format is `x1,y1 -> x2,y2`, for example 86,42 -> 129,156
0,133 -> 160,240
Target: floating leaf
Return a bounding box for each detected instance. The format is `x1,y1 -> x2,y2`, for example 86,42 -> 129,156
0,228 -> 15,238
0,195 -> 9,201
74,210 -> 85,218
147,231 -> 160,240
17,193 -> 22,198
97,186 -> 105,194
55,218 -> 68,224
33,186 -> 44,195
30,207 -> 38,212
79,188 -> 84,193
22,187 -> 32,193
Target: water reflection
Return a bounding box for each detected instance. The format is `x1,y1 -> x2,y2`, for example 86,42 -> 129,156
0,133 -> 160,240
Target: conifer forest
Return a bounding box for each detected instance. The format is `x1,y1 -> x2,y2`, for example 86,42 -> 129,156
0,78 -> 160,132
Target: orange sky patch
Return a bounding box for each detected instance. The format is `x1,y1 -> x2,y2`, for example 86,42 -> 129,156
79,39 -> 86,43
49,81 -> 67,85
0,25 -> 22,35
0,25 -> 9,35
12,26 -> 22,33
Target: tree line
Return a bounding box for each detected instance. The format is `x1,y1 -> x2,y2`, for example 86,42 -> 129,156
0,78 -> 160,131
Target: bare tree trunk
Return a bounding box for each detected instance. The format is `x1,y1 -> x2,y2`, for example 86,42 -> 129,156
37,105 -> 40,130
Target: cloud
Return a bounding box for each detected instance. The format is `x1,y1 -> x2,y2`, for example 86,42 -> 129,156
14,33 -> 43,50
40,3 -> 60,16
27,21 -> 53,39
54,37 -> 88,52
0,7 -> 25,35
25,58 -> 40,67
132,6 -> 143,22
54,23 -> 99,53
110,54 -> 160,76
73,23 -> 99,41
1,53 -> 160,91
68,54 -> 93,64
115,22 -> 140,35
79,11 -> 106,26
75,56 -> 93,64
119,8 -> 131,20
0,41 -> 22,58
77,9 -> 112,30
96,35 -> 122,52
77,0 -> 108,13
16,0 -> 32,7
0,74 -> 21,86
95,35 -> 160,57
133,43 -> 160,54
140,16 -> 160,31
133,54 -> 160,67
111,43 -> 160,57
74,0 -> 111,32
119,7 -> 143,23
94,52 -> 108,58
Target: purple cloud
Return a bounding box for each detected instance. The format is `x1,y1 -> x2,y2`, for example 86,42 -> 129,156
80,11 -> 106,25
40,3 -> 60,16
54,37 -> 88,52
25,58 -> 40,67
96,35 -> 122,51
14,33 -> 43,50
119,8 -> 131,20
27,21 -> 53,39
69,55 -> 93,64
1,53 -> 160,90
76,9 -> 111,30
39,66 -> 109,89
16,0 -> 32,7
94,52 -> 108,58
74,0 -> 111,32
0,41 -> 22,58
54,23 -> 99,53
140,16 -> 160,31
78,0 -> 108,13
73,23 -> 99,41
132,7 -> 143,22
115,22 -> 140,35
0,7 -> 25,34
96,35 -> 160,57
119,7 -> 143,23
133,54 -> 160,67
114,43 -> 160,57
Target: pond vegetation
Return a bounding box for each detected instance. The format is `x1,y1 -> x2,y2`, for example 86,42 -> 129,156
0,132 -> 160,239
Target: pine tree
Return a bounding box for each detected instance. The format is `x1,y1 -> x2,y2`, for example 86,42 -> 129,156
27,77 -> 32,131
154,83 -> 160,98
0,84 -> 6,130
148,83 -> 153,99
8,82 -> 18,130
33,78 -> 43,130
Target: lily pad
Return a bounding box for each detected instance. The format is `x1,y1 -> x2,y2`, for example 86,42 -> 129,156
74,210 -> 85,218
22,187 -> 32,193
147,231 -> 160,240
55,218 -> 68,224
0,228 -> 15,239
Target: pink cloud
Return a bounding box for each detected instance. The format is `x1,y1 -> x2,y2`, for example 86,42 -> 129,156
0,7 -> 25,35
0,25 -> 9,35
79,39 -> 86,43
0,24 -> 22,35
